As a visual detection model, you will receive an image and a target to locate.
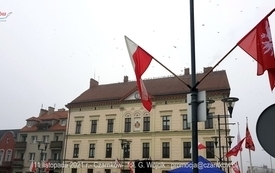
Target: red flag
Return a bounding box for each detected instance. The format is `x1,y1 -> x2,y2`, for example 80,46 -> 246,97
232,161 -> 241,173
245,124 -> 255,151
237,128 -> 243,152
190,142 -> 207,153
198,142 -> 207,149
226,137 -> 245,157
238,17 -> 275,90
45,160 -> 50,173
125,36 -> 153,111
29,161 -> 36,172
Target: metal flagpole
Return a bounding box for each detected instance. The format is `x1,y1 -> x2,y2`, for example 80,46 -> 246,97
247,117 -> 253,173
189,0 -> 199,173
237,122 -> 244,173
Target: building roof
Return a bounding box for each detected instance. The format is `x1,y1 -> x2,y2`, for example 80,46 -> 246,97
67,67 -> 230,107
20,108 -> 68,132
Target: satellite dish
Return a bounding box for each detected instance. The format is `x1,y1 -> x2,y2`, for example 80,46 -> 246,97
256,103 -> 275,157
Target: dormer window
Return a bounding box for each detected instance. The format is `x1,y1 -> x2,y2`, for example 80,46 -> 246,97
43,120 -> 52,125
27,121 -> 36,127
60,119 -> 67,126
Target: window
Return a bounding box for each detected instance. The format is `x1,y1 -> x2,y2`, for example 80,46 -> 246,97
21,135 -> 27,142
206,141 -> 215,158
73,144 -> 79,158
183,142 -> 191,158
5,149 -> 12,161
107,119 -> 114,133
52,152 -> 60,160
42,135 -> 49,143
105,143 -> 112,158
29,153 -> 35,161
91,120 -> 97,133
182,114 -> 190,130
31,136 -> 37,143
89,144 -> 95,158
72,168 -> 77,173
162,116 -> 170,130
75,121 -> 82,134
54,135 -> 59,141
142,143 -> 150,158
105,169 -> 111,173
123,143 -> 130,158
162,142 -> 170,158
124,118 -> 131,132
205,113 -> 213,129
87,169 -> 93,173
0,150 -> 4,161
143,117 -> 150,131
41,153 -> 47,161
18,152 -> 24,159
60,119 -> 67,126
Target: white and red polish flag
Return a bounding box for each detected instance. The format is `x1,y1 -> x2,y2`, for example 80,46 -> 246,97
232,161 -> 241,173
29,161 -> 36,173
125,36 -> 153,112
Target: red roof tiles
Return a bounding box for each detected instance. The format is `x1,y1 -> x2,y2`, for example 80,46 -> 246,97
20,109 -> 68,132
67,69 -> 230,107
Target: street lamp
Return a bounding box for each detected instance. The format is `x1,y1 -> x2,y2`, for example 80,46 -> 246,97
207,97 -> 239,172
222,97 -> 239,173
37,140 -> 49,173
119,139 -> 132,173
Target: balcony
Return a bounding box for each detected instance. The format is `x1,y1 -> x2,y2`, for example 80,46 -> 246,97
12,159 -> 24,167
0,161 -> 12,167
14,142 -> 27,149
50,141 -> 63,149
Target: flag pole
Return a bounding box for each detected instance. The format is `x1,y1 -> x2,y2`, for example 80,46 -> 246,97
247,117 -> 253,173
238,122 -> 244,173
149,55 -> 192,89
197,8 -> 275,86
189,0 -> 199,173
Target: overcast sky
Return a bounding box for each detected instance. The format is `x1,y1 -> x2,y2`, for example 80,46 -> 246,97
1,0 -> 275,172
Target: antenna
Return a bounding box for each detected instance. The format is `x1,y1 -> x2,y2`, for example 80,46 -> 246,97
54,104 -> 56,108
94,69 -> 96,79
41,104 -> 43,109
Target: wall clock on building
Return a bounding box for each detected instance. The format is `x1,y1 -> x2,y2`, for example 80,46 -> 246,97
134,92 -> 140,99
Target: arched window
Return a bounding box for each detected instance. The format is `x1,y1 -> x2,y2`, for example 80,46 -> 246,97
5,149 -> 12,161
0,150 -> 4,162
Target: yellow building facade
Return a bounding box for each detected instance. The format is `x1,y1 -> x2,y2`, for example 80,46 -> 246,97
63,67 -> 234,173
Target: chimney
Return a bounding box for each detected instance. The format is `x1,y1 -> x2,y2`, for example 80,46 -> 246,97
184,68 -> 190,75
90,78 -> 98,88
203,67 -> 212,73
39,109 -> 48,116
124,76 -> 128,83
48,106 -> 54,115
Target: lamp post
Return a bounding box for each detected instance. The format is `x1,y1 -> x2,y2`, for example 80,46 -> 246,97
222,97 -> 239,173
207,97 -> 239,172
37,140 -> 49,173
119,139 -> 131,173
